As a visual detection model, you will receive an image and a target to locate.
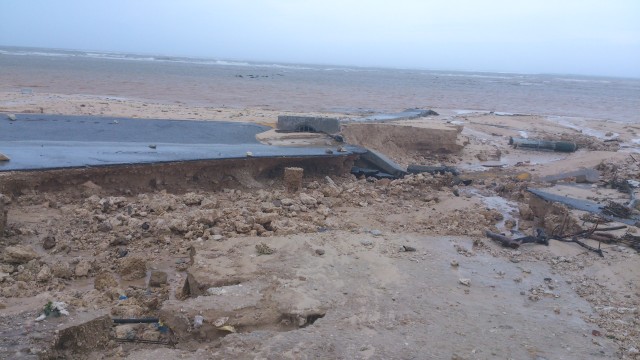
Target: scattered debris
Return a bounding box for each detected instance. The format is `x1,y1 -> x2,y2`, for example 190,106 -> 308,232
36,301 -> 69,321
407,164 -> 459,176
528,188 -> 640,225
351,166 -> 395,180
540,168 -> 600,183
458,278 -> 471,287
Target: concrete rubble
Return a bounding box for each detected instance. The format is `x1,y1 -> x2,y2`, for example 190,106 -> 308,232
0,111 -> 638,358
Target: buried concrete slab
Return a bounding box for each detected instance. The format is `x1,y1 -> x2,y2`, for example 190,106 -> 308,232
341,120 -> 465,155
528,188 -> 640,225
350,108 -> 439,122
359,149 -> 407,178
145,231 -> 617,358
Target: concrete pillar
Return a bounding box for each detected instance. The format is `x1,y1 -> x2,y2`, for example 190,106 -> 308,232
284,167 -> 304,193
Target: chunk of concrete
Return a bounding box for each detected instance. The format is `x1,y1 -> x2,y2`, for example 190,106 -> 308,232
3,245 -> 40,264
50,311 -> 111,357
283,167 -> 303,193
341,121 -> 465,154
360,149 -> 407,178
277,116 -> 341,134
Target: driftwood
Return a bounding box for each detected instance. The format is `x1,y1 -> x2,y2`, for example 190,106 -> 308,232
485,230 -> 520,248
485,228 -> 549,249
552,220 -> 628,257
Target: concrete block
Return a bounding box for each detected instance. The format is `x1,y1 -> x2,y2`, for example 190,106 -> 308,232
360,150 -> 407,178
277,116 -> 340,134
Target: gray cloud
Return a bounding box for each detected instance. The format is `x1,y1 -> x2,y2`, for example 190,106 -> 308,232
1,0 -> 638,77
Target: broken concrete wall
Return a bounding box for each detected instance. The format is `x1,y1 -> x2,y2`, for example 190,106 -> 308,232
0,155 -> 358,196
341,122 -> 465,155
277,116 -> 341,134
48,312 -> 111,358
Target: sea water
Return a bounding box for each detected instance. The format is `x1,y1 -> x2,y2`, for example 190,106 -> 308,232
1,46 -> 638,122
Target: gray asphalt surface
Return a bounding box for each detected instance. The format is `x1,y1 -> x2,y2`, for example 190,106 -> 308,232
0,114 -> 362,171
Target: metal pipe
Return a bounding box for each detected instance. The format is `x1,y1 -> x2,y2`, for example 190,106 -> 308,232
112,318 -> 160,324
509,137 -> 577,152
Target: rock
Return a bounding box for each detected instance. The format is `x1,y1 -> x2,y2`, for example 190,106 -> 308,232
7,114 -> 16,121
149,270 -> 168,287
450,260 -> 459,267
141,329 -> 160,341
255,212 -> 279,225
0,153 -> 9,161
3,245 -> 40,264
183,192 -> 203,206
360,239 -> 373,247
97,221 -> 113,232
315,249 -> 325,256
281,198 -> 295,206
36,265 -> 52,282
234,221 -> 252,234
299,193 -> 317,206
118,257 -> 146,280
459,278 -> 471,287
42,235 -> 56,250
212,234 -> 223,241
402,245 -> 416,252
114,324 -> 138,340
255,242 -> 275,255
75,260 -> 92,277
52,262 -> 73,279
370,229 -> 382,236
518,205 -> 534,221
94,272 -> 118,291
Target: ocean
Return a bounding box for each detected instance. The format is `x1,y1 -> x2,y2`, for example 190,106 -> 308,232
1,46 -> 639,122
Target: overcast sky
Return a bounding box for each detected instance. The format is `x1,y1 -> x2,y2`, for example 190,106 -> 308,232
1,0 -> 639,77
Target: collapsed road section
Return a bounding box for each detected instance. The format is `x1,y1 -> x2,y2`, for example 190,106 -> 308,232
1,111 -> 638,358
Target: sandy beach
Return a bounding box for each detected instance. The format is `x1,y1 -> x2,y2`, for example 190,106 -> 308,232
1,82 -> 639,359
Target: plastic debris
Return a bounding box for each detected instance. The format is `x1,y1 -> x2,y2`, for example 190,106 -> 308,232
36,301 -> 69,321
214,317 -> 229,327
194,315 -> 204,328
217,325 -> 236,333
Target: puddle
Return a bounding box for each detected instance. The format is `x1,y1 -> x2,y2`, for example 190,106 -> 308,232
473,192 -> 522,235
549,116 -> 619,140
